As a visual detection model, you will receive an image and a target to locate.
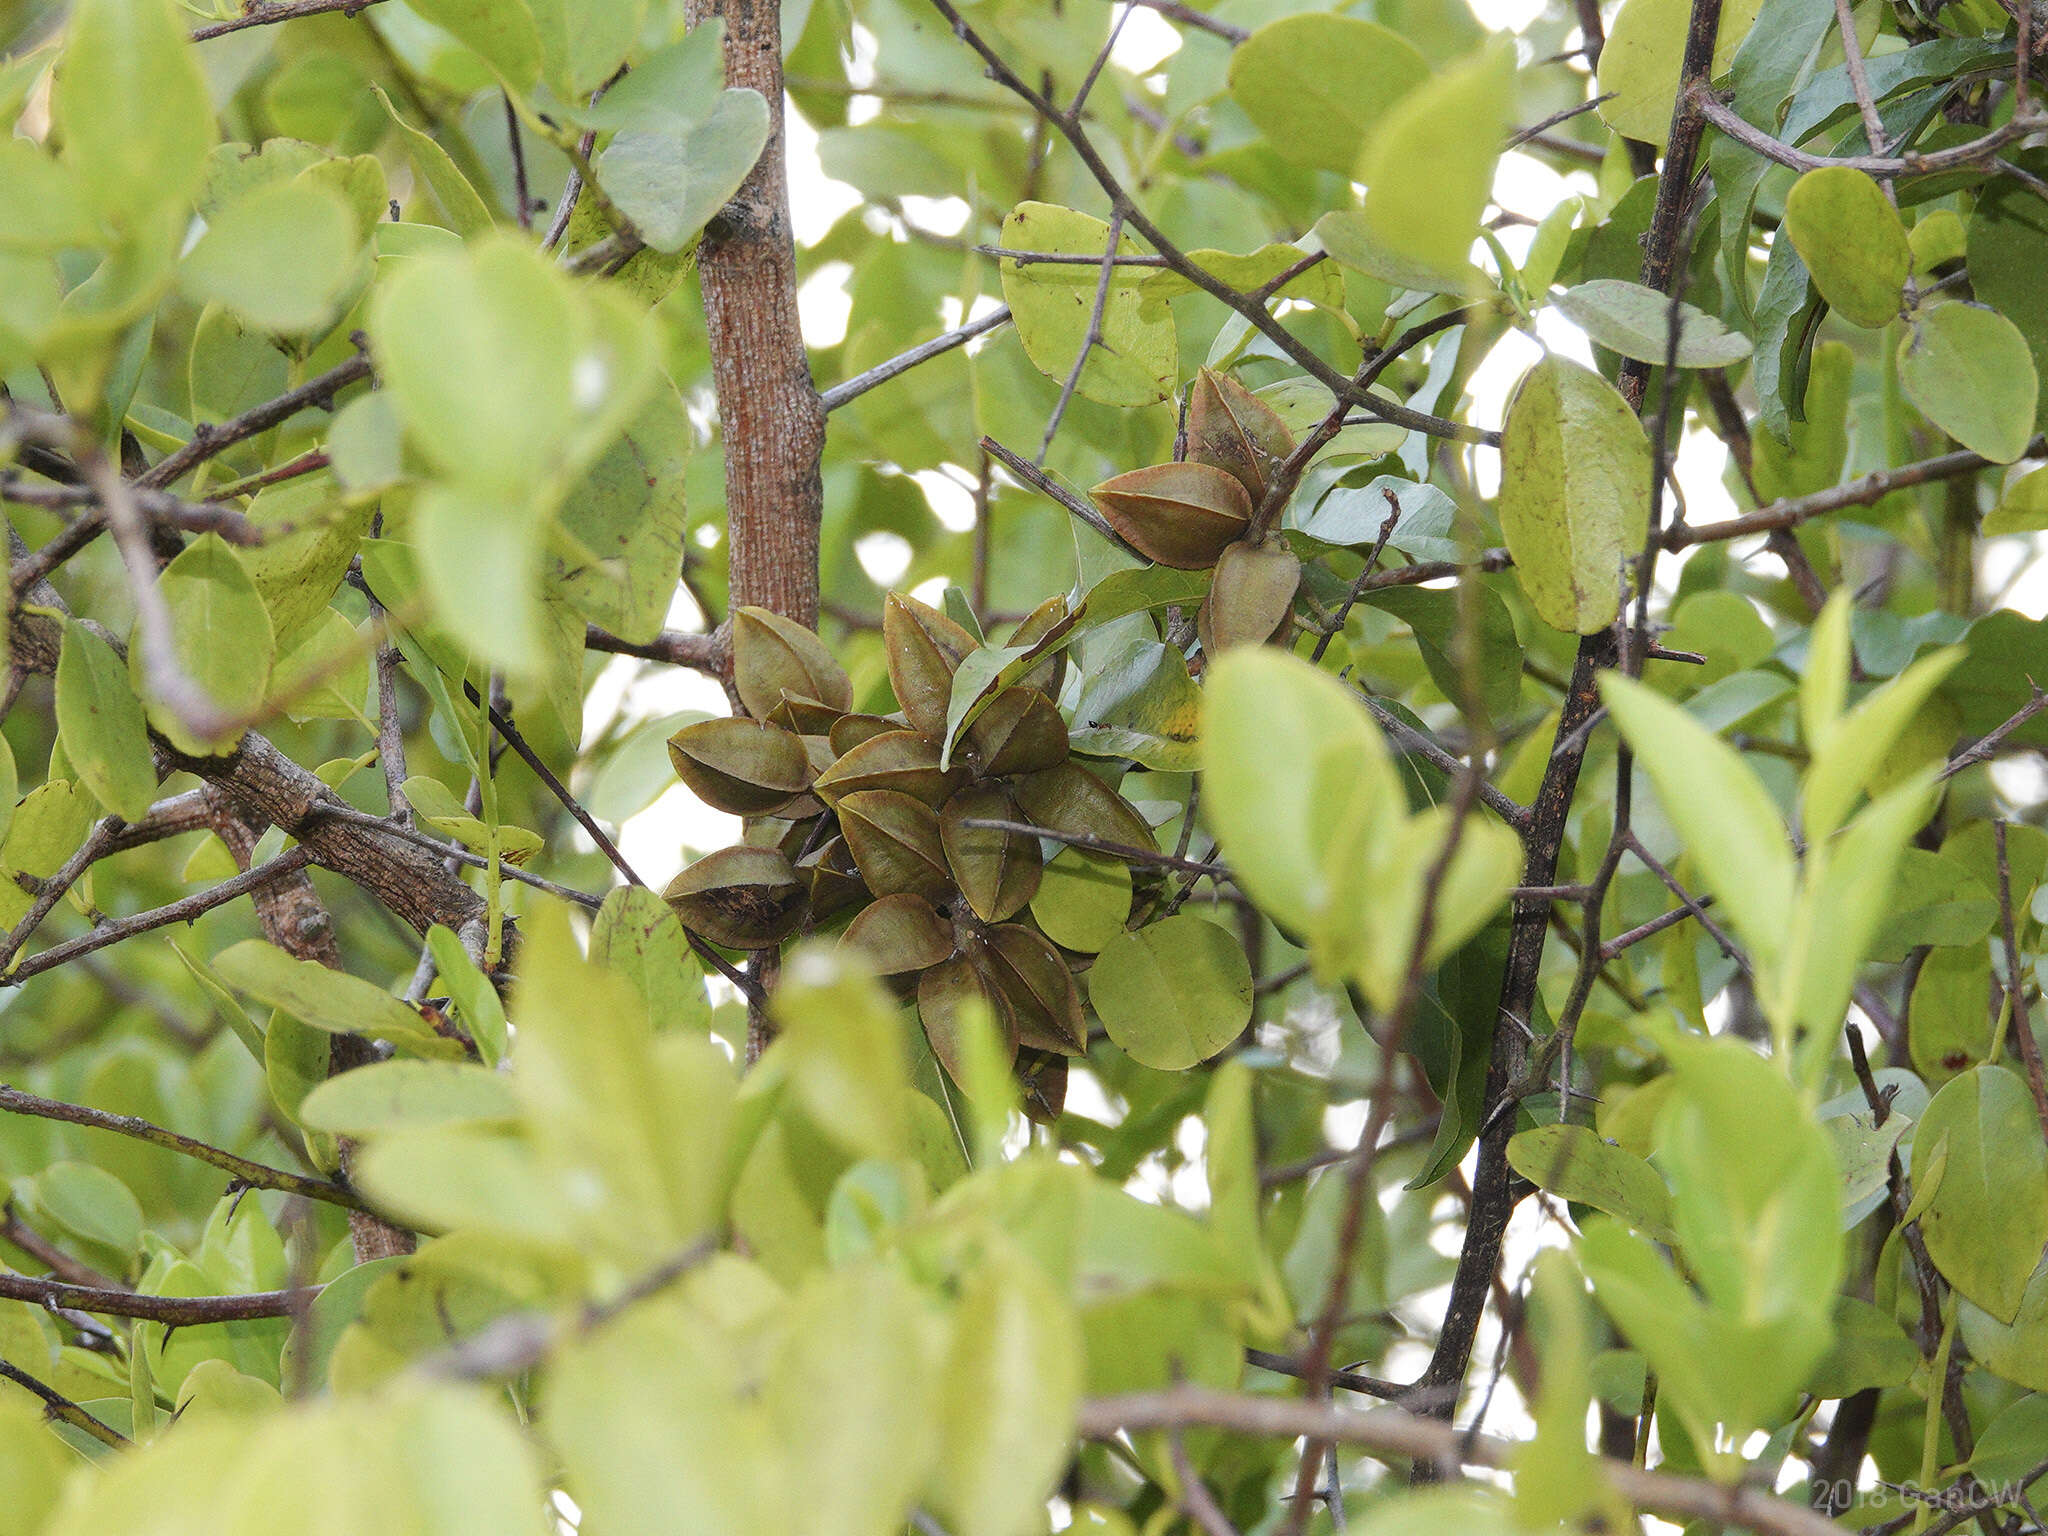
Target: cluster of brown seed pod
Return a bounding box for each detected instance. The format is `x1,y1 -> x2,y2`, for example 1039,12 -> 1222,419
662,595 -> 1159,1119
1090,366 -> 1307,653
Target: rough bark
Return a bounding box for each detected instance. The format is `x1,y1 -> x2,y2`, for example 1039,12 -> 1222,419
685,0 -> 826,630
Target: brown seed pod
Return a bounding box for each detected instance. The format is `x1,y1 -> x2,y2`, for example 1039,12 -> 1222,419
796,835 -> 865,922
1184,366 -> 1297,502
1198,534 -> 1302,654
661,845 -> 806,949
827,713 -> 900,756
835,788 -> 955,903
918,954 -> 1018,1086
841,892 -> 956,975
767,695 -> 844,737
1015,761 -> 1157,853
940,786 -> 1041,924
883,592 -> 978,737
982,924 -> 1087,1054
1015,1047 -> 1069,1124
667,717 -> 814,817
1089,462 -> 1253,570
1006,594 -> 1074,699
965,686 -> 1068,778
812,729 -> 967,810
733,606 -> 852,721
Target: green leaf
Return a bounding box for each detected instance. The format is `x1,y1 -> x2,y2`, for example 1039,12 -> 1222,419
1912,1065 -> 2048,1323
1355,40 -> 1514,293
1089,914 -> 1252,1071
929,1244 -> 1084,1536
1497,356 -> 1653,634
1600,674 -> 1793,966
1552,280 -> 1754,367
36,1160 -> 142,1259
51,0 -> 215,223
590,885 -> 712,1037
1201,648 -> 1402,947
56,622 -> 156,822
1507,1124 -> 1673,1241
770,944 -> 912,1162
406,0 -> 541,89
373,87 -> 494,236
998,203 -> 1177,407
766,1262 -> 940,1536
551,382 -> 691,642
401,775 -> 545,866
1782,168 -> 1909,329
1968,155 -> 2048,433
142,534 -> 276,756
597,89 -> 770,254
1226,15 -> 1427,175
213,939 -> 456,1056
1897,302 -> 2040,465
1066,640 -> 1201,771
548,1277 -> 787,1535
425,925 -> 510,1067
1342,807 -> 1522,1014
179,181 -> 359,335
298,1060 -> 518,1135
1028,848 -> 1131,955
1801,644 -> 1961,845
1597,0 -> 1765,147
1358,584 -> 1522,733
369,237 -> 580,500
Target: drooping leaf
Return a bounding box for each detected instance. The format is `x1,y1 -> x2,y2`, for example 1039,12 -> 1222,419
56,623 -> 156,822
1912,1066 -> 2048,1323
1896,302 -> 2039,465
1552,280 -> 1754,367
1782,168 -> 1909,329
1497,356 -> 1653,634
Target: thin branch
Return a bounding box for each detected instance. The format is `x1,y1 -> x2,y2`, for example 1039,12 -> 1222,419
1995,821 -> 2048,1149
461,679 -> 643,888
0,1085 -> 367,1211
1,1203 -> 126,1290
190,0 -> 385,39
419,1236 -> 715,1380
927,0 -> 1494,446
980,434 -> 1148,560
1,847 -> 318,987
961,817 -> 1224,877
585,624 -> 723,671
0,1270 -> 316,1325
1355,694 -> 1532,831
1080,1387 -> 1848,1536
1938,680 -> 2048,781
1037,209 -> 1126,464
0,1356 -> 127,1447
820,306 -> 1012,413
1691,83 -> 2048,177
140,351 -> 372,490
1113,0 -> 1246,44
305,804 -> 604,909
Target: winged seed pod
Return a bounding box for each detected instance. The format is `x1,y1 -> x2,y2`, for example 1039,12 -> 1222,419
1185,367 -> 1296,501
667,717 -> 814,816
1199,534 -> 1302,654
1015,1046 -> 1068,1124
1006,595 -> 1073,698
1015,761 -> 1157,852
883,592 -> 977,737
661,846 -> 807,949
835,788 -> 955,903
840,892 -> 956,975
1089,461 -> 1253,570
918,954 -> 1017,1085
964,685 -> 1068,777
982,924 -> 1087,1054
827,712 -> 900,755
812,729 -> 967,809
732,607 -> 853,721
940,785 -> 1041,923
